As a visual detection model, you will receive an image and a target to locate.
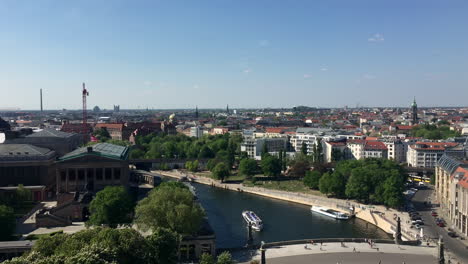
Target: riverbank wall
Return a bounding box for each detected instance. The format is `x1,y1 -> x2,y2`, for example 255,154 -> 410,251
154,170 -> 416,241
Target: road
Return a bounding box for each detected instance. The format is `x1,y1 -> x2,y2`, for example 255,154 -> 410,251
411,186 -> 468,263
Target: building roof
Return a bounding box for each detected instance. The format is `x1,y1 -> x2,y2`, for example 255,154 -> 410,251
410,142 -> 459,151
59,143 -> 129,161
95,123 -> 125,130
0,144 -> 56,161
27,128 -> 76,138
364,141 -> 388,151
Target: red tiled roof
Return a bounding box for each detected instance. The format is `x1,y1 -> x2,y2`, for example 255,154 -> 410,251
452,167 -> 468,189
364,141 -> 387,151
95,123 -> 124,130
396,125 -> 414,130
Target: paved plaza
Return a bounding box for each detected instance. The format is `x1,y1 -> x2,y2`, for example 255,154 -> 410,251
237,242 -> 440,264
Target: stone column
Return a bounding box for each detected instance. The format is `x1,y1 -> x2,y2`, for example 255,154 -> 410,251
395,217 -> 402,244
438,236 -> 444,264
65,169 -> 69,193
260,241 -> 266,264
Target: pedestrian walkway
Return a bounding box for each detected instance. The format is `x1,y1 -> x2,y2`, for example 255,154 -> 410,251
236,242 -> 437,264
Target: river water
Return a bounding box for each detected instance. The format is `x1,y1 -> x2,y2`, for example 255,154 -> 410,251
192,183 -> 391,248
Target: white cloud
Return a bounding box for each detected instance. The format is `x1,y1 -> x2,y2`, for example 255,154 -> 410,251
143,81 -> 152,86
320,67 -> 328,71
303,74 -> 312,79
368,33 -> 384,42
243,68 -> 252,74
193,84 -> 200,89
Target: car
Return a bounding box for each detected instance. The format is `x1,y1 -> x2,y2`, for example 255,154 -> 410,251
437,222 -> 445,227
431,211 -> 438,217
411,216 -> 422,221
448,231 -> 457,238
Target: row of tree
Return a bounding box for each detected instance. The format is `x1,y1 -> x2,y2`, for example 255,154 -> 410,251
130,133 -> 242,161
303,159 -> 407,208
410,123 -> 460,140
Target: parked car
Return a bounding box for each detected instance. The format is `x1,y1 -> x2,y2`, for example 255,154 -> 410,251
437,221 -> 445,227
431,211 -> 438,217
448,231 -> 457,238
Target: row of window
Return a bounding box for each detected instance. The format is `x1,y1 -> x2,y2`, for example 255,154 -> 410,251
60,168 -> 121,181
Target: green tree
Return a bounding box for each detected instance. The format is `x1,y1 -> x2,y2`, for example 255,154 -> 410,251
93,128 -> 111,142
217,251 -> 234,264
261,143 -> 269,158
331,148 -> 342,162
239,158 -> 258,178
300,142 -> 308,155
303,171 -> 321,189
200,253 -> 215,264
198,145 -> 215,159
261,155 -> 281,177
0,205 -> 15,241
16,184 -> 31,202
134,182 -> 204,235
87,186 -> 134,228
212,162 -> 230,182
145,227 -> 180,264
129,148 -> 145,159
345,168 -> 372,202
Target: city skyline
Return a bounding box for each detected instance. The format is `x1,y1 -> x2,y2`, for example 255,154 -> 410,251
1,0 -> 468,109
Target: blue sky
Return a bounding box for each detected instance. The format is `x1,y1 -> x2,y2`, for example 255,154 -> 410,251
1,0 -> 467,110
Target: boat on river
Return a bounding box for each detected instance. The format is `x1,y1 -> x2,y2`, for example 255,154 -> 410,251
311,206 -> 349,220
242,211 -> 263,231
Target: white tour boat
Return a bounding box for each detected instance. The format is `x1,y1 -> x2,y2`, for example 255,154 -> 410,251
311,206 -> 349,220
242,211 -> 263,231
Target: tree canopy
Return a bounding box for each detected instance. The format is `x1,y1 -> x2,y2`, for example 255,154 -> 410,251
260,155 -> 281,177
411,123 -> 460,140
86,186 -> 134,228
4,227 -> 179,264
238,158 -> 258,177
134,182 -> 205,235
212,162 -> 230,182
317,159 -> 407,208
0,205 -> 15,241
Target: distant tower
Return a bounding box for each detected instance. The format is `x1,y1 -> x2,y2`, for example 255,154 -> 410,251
195,106 -> 199,119
113,105 -> 120,112
226,104 -> 230,114
411,97 -> 418,125
82,83 -> 89,126
40,89 -> 43,112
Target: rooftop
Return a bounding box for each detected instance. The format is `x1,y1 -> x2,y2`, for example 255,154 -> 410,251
0,144 -> 56,161
28,128 -> 75,138
59,143 -> 129,161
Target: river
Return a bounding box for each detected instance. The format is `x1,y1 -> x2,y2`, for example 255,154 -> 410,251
192,183 -> 391,248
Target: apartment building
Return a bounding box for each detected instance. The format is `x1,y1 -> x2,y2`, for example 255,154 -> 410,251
407,142 -> 461,168
436,154 -> 468,237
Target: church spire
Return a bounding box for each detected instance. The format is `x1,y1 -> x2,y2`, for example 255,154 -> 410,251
195,106 -> 199,119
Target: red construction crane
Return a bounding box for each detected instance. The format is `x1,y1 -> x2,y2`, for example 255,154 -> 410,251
82,82 -> 89,126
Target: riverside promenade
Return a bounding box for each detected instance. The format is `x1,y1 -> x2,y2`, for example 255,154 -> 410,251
154,170 -> 420,242
236,242 -> 438,264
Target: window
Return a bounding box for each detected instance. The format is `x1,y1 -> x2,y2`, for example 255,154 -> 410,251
78,169 -> 85,181
61,170 -> 66,181
69,169 -> 76,181
114,168 -> 121,180
96,169 -> 103,180
105,168 -> 112,180
87,168 -> 95,179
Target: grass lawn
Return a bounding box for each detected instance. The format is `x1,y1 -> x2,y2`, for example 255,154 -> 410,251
25,230 -> 63,240
244,179 -> 325,197
192,171 -> 246,182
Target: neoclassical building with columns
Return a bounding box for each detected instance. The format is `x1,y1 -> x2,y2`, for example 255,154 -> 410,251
56,143 -> 130,193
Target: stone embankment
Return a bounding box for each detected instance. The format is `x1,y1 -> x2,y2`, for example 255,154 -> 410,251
154,170 -> 418,242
